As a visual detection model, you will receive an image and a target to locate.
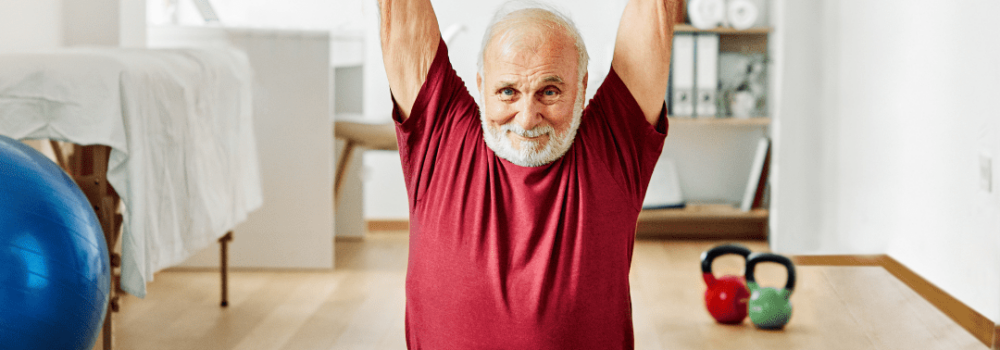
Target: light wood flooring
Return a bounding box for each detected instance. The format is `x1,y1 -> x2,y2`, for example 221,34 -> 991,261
96,232 -> 987,350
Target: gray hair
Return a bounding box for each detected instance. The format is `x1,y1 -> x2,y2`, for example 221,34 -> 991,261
477,0 -> 589,88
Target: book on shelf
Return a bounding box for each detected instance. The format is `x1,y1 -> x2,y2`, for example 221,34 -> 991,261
740,137 -> 770,211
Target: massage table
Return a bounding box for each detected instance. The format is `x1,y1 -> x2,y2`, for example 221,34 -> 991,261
333,120 -> 397,205
0,47 -> 262,349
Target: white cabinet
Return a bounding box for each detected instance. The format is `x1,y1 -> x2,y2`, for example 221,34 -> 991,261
149,26 -> 335,269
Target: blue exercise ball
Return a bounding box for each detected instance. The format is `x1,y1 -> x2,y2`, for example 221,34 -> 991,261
0,135 -> 111,350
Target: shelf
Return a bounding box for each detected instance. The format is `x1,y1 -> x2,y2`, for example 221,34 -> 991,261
672,24 -> 770,53
668,117 -> 771,126
674,24 -> 773,35
636,204 -> 768,239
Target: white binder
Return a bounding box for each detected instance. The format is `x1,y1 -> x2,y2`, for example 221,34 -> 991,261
670,33 -> 695,117
642,158 -> 685,209
695,33 -> 719,118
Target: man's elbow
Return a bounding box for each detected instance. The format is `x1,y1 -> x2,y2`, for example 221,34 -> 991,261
663,0 -> 684,24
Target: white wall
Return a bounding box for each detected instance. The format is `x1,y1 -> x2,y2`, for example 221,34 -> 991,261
871,0 -> 1000,325
64,0 -> 146,47
773,0 -> 1000,322
0,0 -> 144,50
0,0 -> 63,51
769,0 -> 832,253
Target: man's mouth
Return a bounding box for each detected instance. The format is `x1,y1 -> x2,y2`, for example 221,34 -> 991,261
509,132 -> 542,140
507,132 -> 549,145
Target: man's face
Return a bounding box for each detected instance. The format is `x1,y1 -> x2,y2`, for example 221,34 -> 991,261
477,24 -> 586,167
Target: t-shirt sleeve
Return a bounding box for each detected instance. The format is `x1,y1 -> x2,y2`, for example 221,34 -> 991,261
578,67 -> 668,209
392,39 -> 482,206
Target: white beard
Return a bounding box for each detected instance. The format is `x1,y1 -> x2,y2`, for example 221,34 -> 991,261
480,85 -> 586,167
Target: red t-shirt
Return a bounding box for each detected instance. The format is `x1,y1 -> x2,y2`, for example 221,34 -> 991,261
393,40 -> 668,350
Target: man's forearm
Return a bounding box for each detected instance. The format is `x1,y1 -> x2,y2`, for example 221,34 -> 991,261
378,0 -> 441,121
612,0 -> 682,125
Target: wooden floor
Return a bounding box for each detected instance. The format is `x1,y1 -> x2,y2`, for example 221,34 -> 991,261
97,232 -> 987,350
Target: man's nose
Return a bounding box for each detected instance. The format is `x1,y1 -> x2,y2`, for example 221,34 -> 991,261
515,98 -> 544,131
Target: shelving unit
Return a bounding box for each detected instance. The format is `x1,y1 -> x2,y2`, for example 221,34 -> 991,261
636,22 -> 773,239
637,204 -> 768,239
667,117 -> 770,126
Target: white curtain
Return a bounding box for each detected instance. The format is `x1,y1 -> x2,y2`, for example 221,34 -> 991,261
147,0 -> 364,31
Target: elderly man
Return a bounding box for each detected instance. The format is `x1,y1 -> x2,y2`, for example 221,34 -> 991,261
378,0 -> 678,348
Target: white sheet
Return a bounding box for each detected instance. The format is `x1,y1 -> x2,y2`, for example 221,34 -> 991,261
0,47 -> 263,297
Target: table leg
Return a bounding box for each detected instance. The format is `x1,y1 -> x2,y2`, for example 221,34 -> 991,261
219,231 -> 233,307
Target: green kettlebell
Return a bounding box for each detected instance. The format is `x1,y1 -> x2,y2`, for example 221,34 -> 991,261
745,252 -> 797,330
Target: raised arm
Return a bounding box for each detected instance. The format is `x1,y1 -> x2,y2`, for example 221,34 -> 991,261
611,0 -> 682,125
378,0 -> 441,121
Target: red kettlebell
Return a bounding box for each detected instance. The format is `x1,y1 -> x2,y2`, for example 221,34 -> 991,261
701,244 -> 752,324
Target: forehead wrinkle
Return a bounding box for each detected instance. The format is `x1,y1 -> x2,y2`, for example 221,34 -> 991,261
490,46 -> 574,81
485,17 -> 575,69
484,27 -> 577,93
496,29 -> 567,59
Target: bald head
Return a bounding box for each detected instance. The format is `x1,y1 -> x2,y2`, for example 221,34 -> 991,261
477,2 -> 589,90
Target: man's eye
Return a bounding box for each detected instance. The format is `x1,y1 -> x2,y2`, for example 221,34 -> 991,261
540,88 -> 560,98
501,88 -> 515,96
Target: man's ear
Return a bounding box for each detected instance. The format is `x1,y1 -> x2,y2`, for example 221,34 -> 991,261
476,72 -> 483,94
583,72 -> 589,91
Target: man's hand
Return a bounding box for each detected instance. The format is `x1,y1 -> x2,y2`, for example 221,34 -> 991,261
379,0 -> 441,121
611,0 -> 683,125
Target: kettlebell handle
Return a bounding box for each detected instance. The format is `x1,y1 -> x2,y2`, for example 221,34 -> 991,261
700,244 -> 752,274
745,252 -> 797,293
